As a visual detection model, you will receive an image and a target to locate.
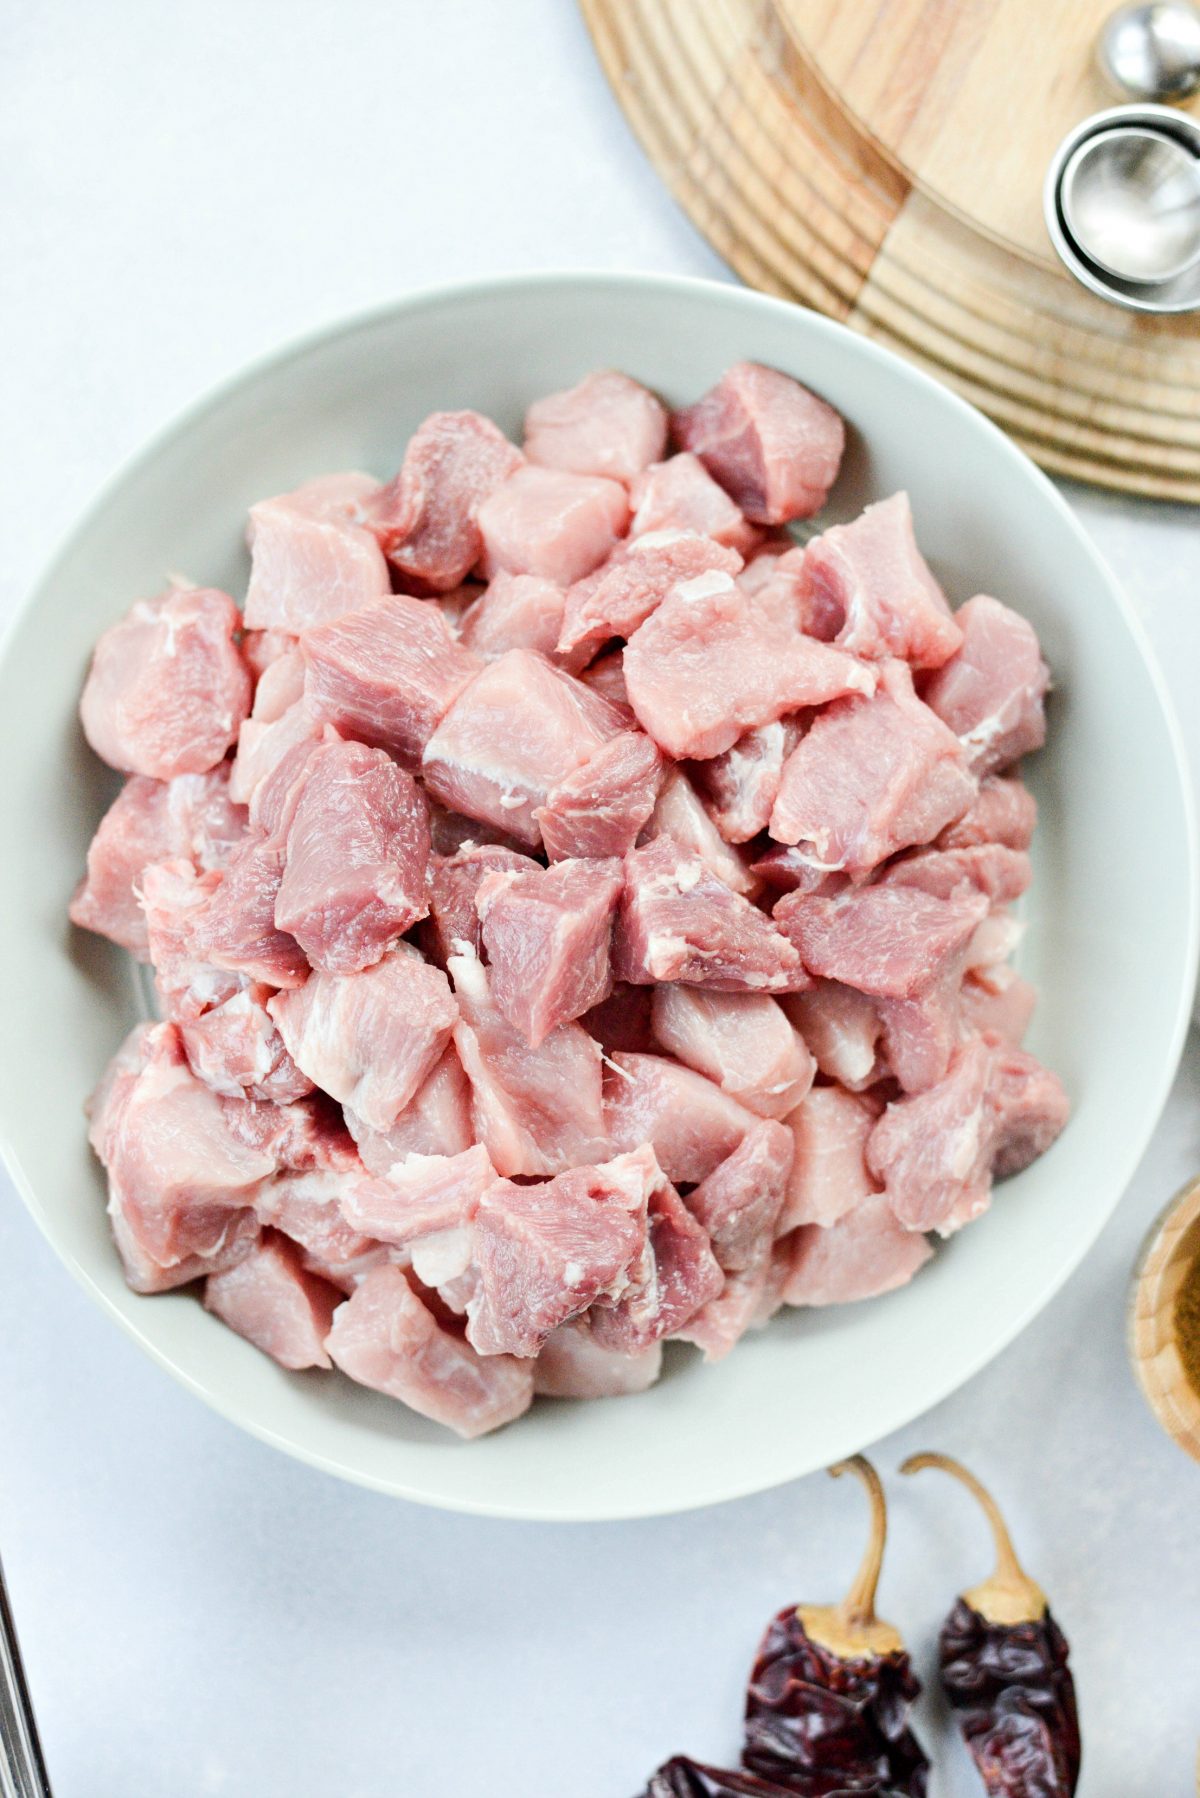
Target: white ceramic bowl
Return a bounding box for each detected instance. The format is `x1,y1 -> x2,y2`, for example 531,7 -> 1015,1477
1,273 -> 1194,1520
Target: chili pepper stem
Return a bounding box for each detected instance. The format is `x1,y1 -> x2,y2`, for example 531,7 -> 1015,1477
901,1451 -> 1047,1625
796,1455 -> 905,1660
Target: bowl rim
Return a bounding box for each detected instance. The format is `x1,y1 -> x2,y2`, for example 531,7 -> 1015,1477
2,268 -> 1197,1519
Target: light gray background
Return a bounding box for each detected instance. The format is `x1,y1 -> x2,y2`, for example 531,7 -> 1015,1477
2,3 -> 1199,1792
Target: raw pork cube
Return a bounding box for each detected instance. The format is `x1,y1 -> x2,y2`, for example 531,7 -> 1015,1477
960,966 -> 1037,1046
798,493 -> 963,669
775,883 -> 987,1000
326,1264 -> 533,1437
651,986 -> 813,1120
629,452 -> 759,553
342,1144 -> 496,1246
614,837 -> 805,993
140,861 -> 244,1020
922,594 -> 1050,774
259,470 -> 380,525
70,765 -> 246,958
779,1196 -> 933,1306
268,946 -> 457,1132
881,843 -> 1031,906
524,370 -> 667,482
781,982 -> 882,1091
274,739 -> 430,974
581,982 -> 656,1055
143,840 -> 308,1007
180,986 -> 313,1104
623,571 -> 873,760
465,1148 -> 658,1356
938,773 -> 1037,851
684,1119 -> 793,1270
366,410 -> 524,591
534,1321 -> 663,1398
422,648 -> 623,846
694,720 -> 800,844
243,487 -> 389,634
589,1175 -> 724,1354
476,856 -> 623,1046
459,572 -> 567,660
535,730 -> 664,862
674,1257 -> 780,1361
204,1229 -> 340,1370
301,594 -> 482,766
423,843 -> 540,965
672,361 -> 845,523
245,646 -> 306,723
557,533 -> 742,664
603,1051 -> 759,1183
748,845 -> 849,896
344,1045 -> 473,1174
242,627 -> 299,682
449,947 -> 608,1176
769,660 -> 976,873
644,768 -> 756,897
80,586 -> 251,781
780,1086 -> 879,1230
579,646 -> 631,713
476,464 -> 629,585
229,698 -> 325,831
987,1041 -> 1071,1178
427,801 -> 529,858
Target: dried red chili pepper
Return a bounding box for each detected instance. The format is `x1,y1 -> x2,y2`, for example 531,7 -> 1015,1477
741,1456 -> 929,1796
901,1452 -> 1080,1797
641,1756 -> 906,1797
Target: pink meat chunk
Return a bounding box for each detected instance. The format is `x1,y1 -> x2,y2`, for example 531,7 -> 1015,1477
243,627 -> 299,683
778,1196 -> 933,1306
775,883 -> 987,1000
80,586 -> 251,781
987,1041 -> 1072,1178
243,492 -> 389,634
230,699 -> 325,832
267,946 -> 457,1132
938,773 -> 1037,851
535,729 -> 664,862
273,739 -> 430,974
675,1257 -> 780,1361
534,1320 -> 663,1398
422,648 -> 623,846
684,1118 -> 793,1270
579,646 -> 631,713
427,802 -> 529,858
422,843 -> 540,965
645,769 -> 756,897
180,985 -> 313,1104
769,661 -> 976,873
694,720 -> 800,844
326,1264 -> 533,1437
881,843 -> 1031,907
246,646 -> 306,723
922,594 -> 1050,775
459,572 -> 567,660
672,361 -> 845,524
960,966 -> 1037,1047
603,1051 -> 760,1184
252,1157 -> 379,1270
524,369 -> 668,484
140,861 -> 243,1020
344,1044 -> 472,1174
581,982 -> 656,1055
204,1228 -> 340,1370
651,986 -> 813,1120
477,464 -> 629,586
557,533 -> 742,663
476,855 -> 623,1046
614,836 -> 805,993
781,982 -> 883,1091
301,594 -> 482,767
624,571 -> 874,761
589,1174 -> 724,1354
629,452 -> 760,553
780,1086 -> 879,1231
142,840 -> 308,1010
366,410 -> 524,592
749,846 -> 849,896
465,1148 -> 658,1356
343,1144 -> 496,1247
798,493 -> 963,669
70,765 -> 246,959
449,947 -> 608,1176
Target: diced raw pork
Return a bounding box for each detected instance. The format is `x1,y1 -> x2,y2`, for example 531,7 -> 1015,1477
246,647 -> 306,723
422,648 -> 623,846
274,739 -> 430,974
344,1045 -> 473,1173
140,861 -> 244,1020
922,594 -> 1050,775
476,856 -> 623,1046
179,986 -> 313,1103
557,533 -> 742,664
301,594 -> 482,766
578,646 -> 631,713
624,571 -> 874,761
229,698 -> 325,831
938,773 -> 1037,851
781,982 -> 883,1091
422,843 -> 540,965
672,361 -> 845,523
465,1148 -> 657,1356
589,1174 -> 724,1354
427,802 -> 528,858
960,966 -> 1037,1047
581,982 -> 656,1055
524,370 -> 668,484
876,981 -> 964,1095
684,1119 -> 793,1270
629,452 -> 759,553
748,846 -> 849,896
261,471 -> 381,525
651,986 -> 813,1120
70,765 -> 246,959
243,489 -> 389,634
80,586 -> 251,781
366,410 -> 524,591
737,542 -> 791,598
693,720 -> 800,844
342,1144 -> 496,1247
535,730 -> 664,862
644,769 -> 756,897
674,1257 -> 780,1361
780,1086 -> 879,1231
449,947 -> 608,1176
477,464 -> 629,586
534,1321 -> 663,1398
326,1264 -> 533,1437
253,1162 -> 378,1268
881,843 -> 1031,906
195,834 -> 310,987
603,1051 -> 759,1183
987,1041 -> 1071,1178
242,627 -> 298,683
614,837 -> 805,993
775,883 -> 987,1000
267,946 -> 457,1132
798,494 -> 963,669
204,1229 -> 340,1370
459,572 -> 567,660
769,660 -> 976,873
778,1197 -> 933,1306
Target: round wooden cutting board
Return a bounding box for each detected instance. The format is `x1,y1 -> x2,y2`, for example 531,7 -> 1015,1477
580,0 -> 1200,502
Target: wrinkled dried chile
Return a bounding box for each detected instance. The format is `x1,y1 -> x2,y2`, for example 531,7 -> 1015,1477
902,1453 -> 1080,1797
642,1756 -> 906,1797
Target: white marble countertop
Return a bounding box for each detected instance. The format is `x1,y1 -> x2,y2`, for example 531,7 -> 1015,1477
3,3 -> 1199,1792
